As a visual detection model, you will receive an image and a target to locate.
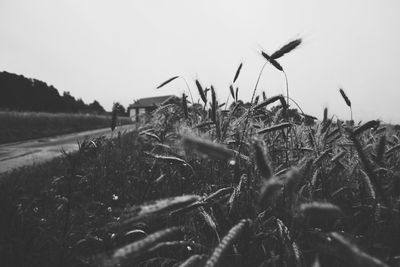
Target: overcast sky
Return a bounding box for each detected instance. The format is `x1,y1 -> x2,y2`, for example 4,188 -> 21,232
1,0 -> 399,123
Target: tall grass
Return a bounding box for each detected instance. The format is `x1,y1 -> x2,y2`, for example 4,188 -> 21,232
1,38 -> 400,267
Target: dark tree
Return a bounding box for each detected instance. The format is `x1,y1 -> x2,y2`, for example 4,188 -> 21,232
113,102 -> 127,116
88,100 -> 106,114
0,71 -> 106,114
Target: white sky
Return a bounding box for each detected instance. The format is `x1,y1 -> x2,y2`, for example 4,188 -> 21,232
1,0 -> 400,123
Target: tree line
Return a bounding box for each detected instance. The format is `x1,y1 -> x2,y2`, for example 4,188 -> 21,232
0,71 -> 106,114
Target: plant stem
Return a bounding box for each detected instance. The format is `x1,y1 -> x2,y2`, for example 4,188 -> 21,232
180,77 -> 195,106
286,97 -> 304,114
238,62 -> 268,154
224,93 -> 231,111
350,107 -> 353,122
283,70 -> 289,107
251,62 -> 268,105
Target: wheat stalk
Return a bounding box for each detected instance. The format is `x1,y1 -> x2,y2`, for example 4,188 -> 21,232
323,107 -> 328,125
170,187 -> 235,217
203,187 -> 234,204
178,255 -> 205,267
349,131 -> 389,206
204,219 -> 251,267
259,176 -> 284,209
195,79 -> 207,105
325,128 -> 341,144
229,85 -> 235,100
233,62 -> 243,83
198,207 -> 220,241
211,86 -> 217,123
301,113 -> 318,121
330,232 -> 388,267
254,143 -> 272,179
261,51 -> 283,71
182,93 -> 188,119
373,127 -> 386,135
142,132 -> 161,142
117,195 -> 200,226
146,241 -> 207,257
271,38 -> 302,60
353,120 -> 380,136
385,143 -> 400,156
229,174 -> 248,216
257,123 -> 292,134
235,53 -> 283,155
253,95 -> 286,110
321,118 -> 332,134
100,227 -> 181,267
156,76 -> 179,89
359,169 -> 376,201
313,148 -> 332,166
339,88 -> 353,121
194,121 -> 215,129
375,135 -> 386,164
299,202 -> 342,219
152,103 -> 177,115
262,38 -> 302,105
182,136 -> 234,160
339,88 -> 351,107
235,87 -> 239,102
259,92 -> 265,103
145,152 -> 191,166
331,151 -> 346,163
157,75 -> 194,104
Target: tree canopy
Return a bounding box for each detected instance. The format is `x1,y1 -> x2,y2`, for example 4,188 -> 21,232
0,71 -> 106,114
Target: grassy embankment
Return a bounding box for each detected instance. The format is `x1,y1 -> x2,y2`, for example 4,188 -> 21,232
0,111 -> 132,144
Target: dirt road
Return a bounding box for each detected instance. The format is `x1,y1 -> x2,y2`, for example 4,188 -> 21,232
0,124 -> 135,173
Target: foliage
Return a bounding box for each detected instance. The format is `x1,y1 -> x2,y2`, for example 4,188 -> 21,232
112,102 -> 127,117
0,71 -> 106,114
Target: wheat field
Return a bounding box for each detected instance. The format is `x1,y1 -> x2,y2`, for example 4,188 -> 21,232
1,39 -> 400,267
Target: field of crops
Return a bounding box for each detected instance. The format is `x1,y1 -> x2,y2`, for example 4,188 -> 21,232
0,111 -> 132,144
1,40 -> 400,267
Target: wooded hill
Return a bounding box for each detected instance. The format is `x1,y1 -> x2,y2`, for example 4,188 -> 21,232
0,71 -> 105,114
